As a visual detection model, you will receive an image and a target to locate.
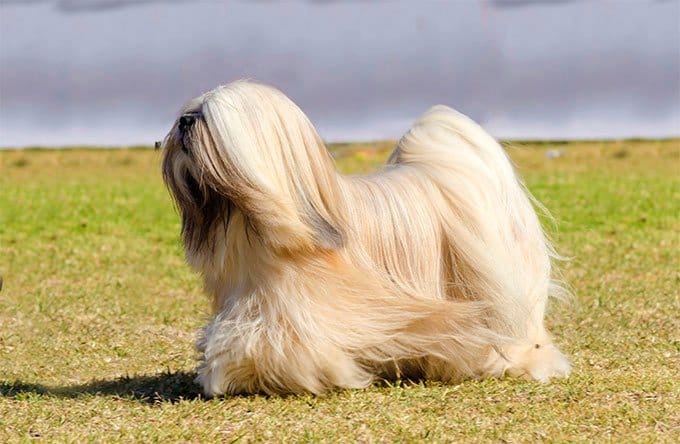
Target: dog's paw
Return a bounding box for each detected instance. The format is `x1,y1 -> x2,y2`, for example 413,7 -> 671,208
509,342 -> 571,382
485,342 -> 571,383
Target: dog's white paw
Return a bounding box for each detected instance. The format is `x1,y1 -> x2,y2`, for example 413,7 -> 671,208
486,342 -> 571,382
517,343 -> 571,382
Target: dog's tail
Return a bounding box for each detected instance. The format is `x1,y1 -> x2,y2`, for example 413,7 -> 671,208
391,106 -> 561,340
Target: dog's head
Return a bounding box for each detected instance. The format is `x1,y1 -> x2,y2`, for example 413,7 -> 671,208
161,81 -> 345,256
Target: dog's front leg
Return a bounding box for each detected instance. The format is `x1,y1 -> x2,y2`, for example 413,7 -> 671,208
194,302 -> 372,397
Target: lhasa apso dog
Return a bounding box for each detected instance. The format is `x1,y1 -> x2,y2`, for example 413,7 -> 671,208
161,81 -> 571,396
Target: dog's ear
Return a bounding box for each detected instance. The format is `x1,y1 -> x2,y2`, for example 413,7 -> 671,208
187,107 -> 345,253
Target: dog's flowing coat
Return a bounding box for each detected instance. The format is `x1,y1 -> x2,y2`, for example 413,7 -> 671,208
161,81 -> 571,396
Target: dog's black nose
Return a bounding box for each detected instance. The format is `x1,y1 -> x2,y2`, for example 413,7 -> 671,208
179,114 -> 196,130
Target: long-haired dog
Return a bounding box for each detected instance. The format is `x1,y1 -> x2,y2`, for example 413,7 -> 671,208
161,81 -> 571,396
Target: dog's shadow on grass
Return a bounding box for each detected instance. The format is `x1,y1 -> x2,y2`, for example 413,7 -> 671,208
2,373 -> 441,404
1,370 -> 204,404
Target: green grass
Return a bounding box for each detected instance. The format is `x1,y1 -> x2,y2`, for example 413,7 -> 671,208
1,139 -> 679,442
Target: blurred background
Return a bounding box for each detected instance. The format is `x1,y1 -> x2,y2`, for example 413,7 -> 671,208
0,0 -> 678,147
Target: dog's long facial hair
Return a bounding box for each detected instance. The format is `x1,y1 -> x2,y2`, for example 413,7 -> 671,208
161,81 -> 571,396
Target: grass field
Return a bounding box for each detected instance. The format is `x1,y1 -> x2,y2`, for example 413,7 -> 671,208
0,139 -> 678,442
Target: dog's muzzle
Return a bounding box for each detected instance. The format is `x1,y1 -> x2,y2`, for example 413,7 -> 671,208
179,113 -> 199,131
155,112 -> 202,150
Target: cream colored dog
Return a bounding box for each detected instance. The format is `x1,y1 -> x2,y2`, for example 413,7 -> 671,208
161,81 -> 571,396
